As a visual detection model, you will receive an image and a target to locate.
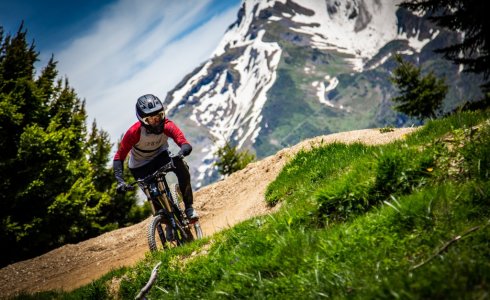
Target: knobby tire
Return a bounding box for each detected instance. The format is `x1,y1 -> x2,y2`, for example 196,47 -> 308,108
147,183 -> 204,252
147,215 -> 186,252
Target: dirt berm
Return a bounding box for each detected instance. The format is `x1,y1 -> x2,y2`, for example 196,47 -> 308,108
0,127 -> 417,298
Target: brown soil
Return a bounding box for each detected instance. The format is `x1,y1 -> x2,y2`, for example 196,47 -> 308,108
0,127 -> 417,298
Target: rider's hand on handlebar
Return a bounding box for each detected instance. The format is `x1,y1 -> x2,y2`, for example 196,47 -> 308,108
176,151 -> 185,159
178,143 -> 192,157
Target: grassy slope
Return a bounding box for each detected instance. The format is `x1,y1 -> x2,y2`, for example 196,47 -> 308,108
16,109 -> 490,299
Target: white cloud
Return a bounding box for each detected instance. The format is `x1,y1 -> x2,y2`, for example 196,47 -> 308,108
49,0 -> 239,155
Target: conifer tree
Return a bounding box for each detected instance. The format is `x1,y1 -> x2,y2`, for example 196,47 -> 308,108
214,140 -> 255,177
390,54 -> 448,119
0,24 -> 147,267
400,0 -> 490,91
87,120 -> 113,190
35,56 -> 57,101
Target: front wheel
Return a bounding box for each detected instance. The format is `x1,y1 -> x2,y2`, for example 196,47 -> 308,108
189,221 -> 203,241
147,215 -> 186,252
170,183 -> 203,241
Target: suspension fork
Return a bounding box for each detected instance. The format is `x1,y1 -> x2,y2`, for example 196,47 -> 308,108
158,176 -> 190,241
153,177 -> 180,231
143,180 -> 170,216
157,176 -> 173,205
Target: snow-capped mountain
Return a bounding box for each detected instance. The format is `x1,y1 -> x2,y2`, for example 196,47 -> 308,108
164,0 -> 483,189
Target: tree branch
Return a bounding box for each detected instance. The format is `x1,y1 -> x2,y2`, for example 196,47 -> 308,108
410,223 -> 487,271
135,261 -> 162,300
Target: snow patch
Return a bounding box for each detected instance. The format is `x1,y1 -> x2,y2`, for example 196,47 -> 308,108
315,75 -> 341,109
289,0 -> 402,61
398,29 -> 439,53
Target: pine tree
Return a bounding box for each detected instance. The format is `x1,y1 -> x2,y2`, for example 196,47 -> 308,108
390,54 -> 448,119
214,140 -> 255,177
400,0 -> 490,91
87,120 -> 113,190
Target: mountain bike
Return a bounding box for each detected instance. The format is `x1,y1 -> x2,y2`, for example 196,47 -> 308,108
128,155 -> 203,251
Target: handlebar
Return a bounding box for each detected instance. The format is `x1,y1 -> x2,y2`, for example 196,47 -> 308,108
127,154 -> 183,187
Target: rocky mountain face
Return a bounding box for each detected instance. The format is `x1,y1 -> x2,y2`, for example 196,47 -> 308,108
164,0 -> 483,189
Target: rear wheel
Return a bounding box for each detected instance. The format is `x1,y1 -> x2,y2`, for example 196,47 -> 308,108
170,183 -> 203,241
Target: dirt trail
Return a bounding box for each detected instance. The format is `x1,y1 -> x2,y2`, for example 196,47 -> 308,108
0,127 -> 417,298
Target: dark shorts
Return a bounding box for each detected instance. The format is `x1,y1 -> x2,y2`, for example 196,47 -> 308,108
129,150 -> 193,205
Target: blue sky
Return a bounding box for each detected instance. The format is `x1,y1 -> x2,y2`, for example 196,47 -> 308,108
1,0 -> 241,154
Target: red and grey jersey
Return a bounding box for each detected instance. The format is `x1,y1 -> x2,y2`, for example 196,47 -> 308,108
114,119 -> 189,168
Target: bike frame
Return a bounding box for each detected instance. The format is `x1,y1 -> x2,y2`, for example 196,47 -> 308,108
133,158 -> 190,243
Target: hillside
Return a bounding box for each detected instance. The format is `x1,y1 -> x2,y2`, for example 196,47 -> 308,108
164,0 -> 483,189
0,127 -> 416,298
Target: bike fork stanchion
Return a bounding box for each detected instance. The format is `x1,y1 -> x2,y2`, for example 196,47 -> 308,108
156,223 -> 166,248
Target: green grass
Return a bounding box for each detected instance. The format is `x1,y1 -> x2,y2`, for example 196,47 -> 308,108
12,109 -> 490,299
256,50 -> 400,157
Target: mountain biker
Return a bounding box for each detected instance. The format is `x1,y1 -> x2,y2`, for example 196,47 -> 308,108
112,94 -> 198,221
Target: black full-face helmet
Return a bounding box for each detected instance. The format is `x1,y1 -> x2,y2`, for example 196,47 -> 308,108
136,94 -> 165,134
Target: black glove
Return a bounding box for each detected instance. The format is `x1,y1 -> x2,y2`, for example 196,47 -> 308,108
178,143 -> 192,157
113,160 -> 127,194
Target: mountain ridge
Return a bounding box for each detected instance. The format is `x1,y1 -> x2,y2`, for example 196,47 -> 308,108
162,0 -> 482,189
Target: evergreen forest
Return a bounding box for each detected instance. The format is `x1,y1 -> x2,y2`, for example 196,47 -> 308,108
0,24 -> 149,268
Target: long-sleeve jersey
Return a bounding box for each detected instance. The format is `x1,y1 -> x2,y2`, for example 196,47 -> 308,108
113,119 -> 189,168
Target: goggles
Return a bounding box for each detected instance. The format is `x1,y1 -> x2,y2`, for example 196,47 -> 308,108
142,111 -> 165,125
